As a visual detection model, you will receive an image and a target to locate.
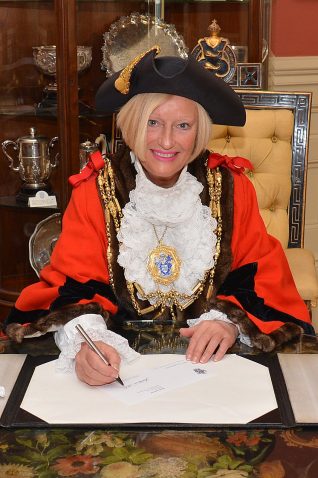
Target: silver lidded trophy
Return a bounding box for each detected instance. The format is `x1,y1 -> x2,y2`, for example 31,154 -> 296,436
1,127 -> 59,203
33,45 -> 92,109
79,134 -> 107,171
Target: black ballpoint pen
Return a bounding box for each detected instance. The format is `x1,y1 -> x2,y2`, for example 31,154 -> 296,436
76,324 -> 124,386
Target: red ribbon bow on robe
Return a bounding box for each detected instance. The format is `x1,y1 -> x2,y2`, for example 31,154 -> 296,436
69,150 -> 105,187
208,152 -> 253,173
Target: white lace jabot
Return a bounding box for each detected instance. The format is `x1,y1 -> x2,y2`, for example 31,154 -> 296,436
117,155 -> 217,298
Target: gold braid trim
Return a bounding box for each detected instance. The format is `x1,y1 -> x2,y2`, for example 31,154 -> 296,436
97,159 -> 122,291
206,166 -> 222,300
114,45 -> 161,95
98,160 -> 222,318
127,270 -> 210,319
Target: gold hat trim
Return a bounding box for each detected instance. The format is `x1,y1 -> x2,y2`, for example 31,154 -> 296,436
114,45 -> 161,95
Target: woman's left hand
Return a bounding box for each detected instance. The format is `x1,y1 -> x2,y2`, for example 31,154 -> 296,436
179,320 -> 238,363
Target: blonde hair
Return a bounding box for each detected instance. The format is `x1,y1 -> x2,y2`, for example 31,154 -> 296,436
116,93 -> 211,161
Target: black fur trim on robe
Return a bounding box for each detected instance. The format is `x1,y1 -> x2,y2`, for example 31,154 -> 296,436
4,302 -> 109,343
3,276 -> 117,343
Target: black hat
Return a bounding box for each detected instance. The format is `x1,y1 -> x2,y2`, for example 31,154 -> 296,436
95,46 -> 246,126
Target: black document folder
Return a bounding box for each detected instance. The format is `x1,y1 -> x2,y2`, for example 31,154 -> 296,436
0,353 -> 302,429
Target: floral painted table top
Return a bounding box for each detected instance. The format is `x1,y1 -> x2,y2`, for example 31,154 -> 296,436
1,427 -> 318,478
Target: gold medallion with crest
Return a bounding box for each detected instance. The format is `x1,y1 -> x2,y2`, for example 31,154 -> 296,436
147,244 -> 181,286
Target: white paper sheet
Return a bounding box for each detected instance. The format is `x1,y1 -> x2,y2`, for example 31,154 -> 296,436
0,355 -> 26,416
109,357 -> 222,404
278,354 -> 318,424
20,354 -> 277,425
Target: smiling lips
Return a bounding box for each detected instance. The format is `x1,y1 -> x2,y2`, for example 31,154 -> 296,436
151,149 -> 178,161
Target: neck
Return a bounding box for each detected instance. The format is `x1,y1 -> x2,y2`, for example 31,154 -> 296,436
142,167 -> 180,188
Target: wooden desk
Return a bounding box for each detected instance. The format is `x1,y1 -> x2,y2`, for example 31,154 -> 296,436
1,331 -> 318,478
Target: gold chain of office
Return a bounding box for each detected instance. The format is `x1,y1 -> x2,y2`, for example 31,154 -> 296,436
97,158 -> 222,320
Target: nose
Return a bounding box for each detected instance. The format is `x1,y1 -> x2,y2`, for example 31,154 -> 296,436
159,125 -> 174,149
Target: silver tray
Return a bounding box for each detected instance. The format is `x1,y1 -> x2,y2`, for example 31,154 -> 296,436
29,213 -> 62,277
101,12 -> 188,77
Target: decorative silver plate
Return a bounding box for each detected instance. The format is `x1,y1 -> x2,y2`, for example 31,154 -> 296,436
101,12 -> 188,77
29,213 -> 62,277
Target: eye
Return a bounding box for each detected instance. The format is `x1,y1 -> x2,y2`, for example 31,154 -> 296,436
178,122 -> 191,130
147,119 -> 158,127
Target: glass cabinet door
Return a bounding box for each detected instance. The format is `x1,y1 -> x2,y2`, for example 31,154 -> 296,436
0,1 -> 59,318
0,1 -> 59,196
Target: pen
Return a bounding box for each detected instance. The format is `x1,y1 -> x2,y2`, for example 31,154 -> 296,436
75,324 -> 124,386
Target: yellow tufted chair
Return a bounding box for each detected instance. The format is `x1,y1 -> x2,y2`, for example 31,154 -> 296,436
208,90 -> 318,315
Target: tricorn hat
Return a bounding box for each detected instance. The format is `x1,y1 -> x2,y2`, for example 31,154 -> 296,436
95,46 -> 246,126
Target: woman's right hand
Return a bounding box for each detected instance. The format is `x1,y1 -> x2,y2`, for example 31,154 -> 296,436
75,341 -> 121,386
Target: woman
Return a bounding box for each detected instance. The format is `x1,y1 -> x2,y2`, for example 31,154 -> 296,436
4,46 -> 314,386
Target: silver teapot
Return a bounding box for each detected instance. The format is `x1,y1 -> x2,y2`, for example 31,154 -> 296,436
79,134 -> 107,171
2,127 -> 59,195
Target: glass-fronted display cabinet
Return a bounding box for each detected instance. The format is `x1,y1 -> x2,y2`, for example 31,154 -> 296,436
0,1 -> 59,319
0,0 -> 270,320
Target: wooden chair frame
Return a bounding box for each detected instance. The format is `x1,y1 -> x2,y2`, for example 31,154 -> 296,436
236,90 -> 312,248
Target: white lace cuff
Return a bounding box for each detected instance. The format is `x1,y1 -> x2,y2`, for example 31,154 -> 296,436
54,313 -> 140,373
187,310 -> 253,347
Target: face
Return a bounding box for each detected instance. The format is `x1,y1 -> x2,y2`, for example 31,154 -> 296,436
140,95 -> 198,188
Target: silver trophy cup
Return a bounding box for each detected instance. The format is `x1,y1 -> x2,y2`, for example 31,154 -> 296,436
2,127 -> 59,203
33,45 -> 92,109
